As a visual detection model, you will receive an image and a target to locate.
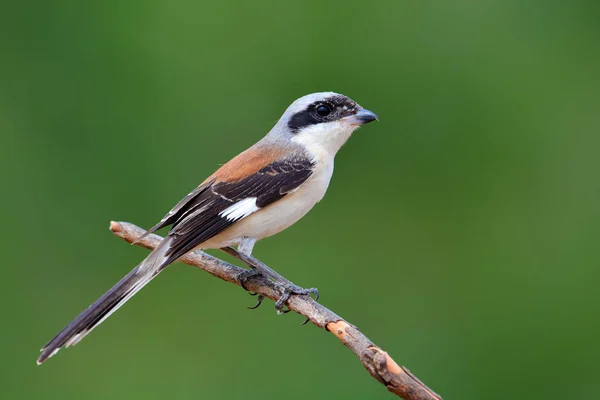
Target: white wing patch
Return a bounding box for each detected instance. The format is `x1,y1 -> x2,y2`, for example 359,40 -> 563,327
219,197 -> 260,221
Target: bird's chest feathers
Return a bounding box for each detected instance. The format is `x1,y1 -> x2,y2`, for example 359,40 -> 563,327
267,159 -> 333,221
292,158 -> 334,205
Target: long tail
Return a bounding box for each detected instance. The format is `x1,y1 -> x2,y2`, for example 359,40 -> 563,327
37,238 -> 172,365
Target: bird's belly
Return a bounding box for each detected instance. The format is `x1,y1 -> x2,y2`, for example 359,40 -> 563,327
200,161 -> 333,249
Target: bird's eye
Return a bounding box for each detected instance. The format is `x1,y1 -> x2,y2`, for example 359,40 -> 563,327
316,104 -> 331,117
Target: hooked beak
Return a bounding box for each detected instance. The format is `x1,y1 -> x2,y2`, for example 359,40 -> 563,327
344,108 -> 379,126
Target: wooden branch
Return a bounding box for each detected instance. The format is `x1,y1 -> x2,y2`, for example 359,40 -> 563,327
110,221 -> 442,400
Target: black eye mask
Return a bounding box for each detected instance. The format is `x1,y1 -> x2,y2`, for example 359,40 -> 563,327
288,95 -> 359,133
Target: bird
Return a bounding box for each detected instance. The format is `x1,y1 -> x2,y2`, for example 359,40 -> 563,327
37,92 -> 378,365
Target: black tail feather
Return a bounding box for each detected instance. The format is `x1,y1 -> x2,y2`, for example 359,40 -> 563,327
37,239 -> 170,365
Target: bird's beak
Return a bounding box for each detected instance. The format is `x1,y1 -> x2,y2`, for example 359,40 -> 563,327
343,108 -> 379,126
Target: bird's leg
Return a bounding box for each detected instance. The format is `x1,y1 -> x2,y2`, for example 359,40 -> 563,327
220,245 -> 266,309
222,238 -> 262,293
222,251 -> 262,291
221,246 -> 319,313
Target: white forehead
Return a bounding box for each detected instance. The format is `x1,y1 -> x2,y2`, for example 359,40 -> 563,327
284,92 -> 342,115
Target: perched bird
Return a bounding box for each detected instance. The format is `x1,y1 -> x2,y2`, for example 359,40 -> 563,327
37,92 -> 378,365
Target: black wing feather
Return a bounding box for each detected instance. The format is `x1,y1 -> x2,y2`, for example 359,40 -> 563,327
137,180 -> 215,240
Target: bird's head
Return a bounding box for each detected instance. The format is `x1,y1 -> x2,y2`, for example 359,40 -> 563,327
269,92 -> 378,158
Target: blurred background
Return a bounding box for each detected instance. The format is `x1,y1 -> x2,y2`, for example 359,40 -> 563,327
1,0 -> 599,399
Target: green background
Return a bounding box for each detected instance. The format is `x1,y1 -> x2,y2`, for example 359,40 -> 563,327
2,1 -> 599,399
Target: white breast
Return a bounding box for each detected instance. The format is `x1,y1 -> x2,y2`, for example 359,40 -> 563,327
199,159 -> 334,249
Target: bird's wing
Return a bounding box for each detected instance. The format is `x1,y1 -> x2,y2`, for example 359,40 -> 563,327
151,156 -> 315,264
140,143 -> 288,237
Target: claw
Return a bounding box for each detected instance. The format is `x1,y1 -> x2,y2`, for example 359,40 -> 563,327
248,295 -> 264,309
275,292 -> 291,311
300,317 -> 310,326
239,275 -> 252,291
238,269 -> 261,292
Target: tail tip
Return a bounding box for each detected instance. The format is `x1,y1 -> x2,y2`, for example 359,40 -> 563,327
37,347 -> 60,365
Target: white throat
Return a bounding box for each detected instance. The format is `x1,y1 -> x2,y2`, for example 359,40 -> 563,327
291,121 -> 358,161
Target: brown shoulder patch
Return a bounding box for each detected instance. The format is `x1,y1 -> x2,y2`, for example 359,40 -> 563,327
203,144 -> 286,184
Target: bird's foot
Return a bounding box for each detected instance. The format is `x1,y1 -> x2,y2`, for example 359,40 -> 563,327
237,269 -> 267,308
236,263 -> 319,322
274,282 -> 319,316
237,268 -> 262,292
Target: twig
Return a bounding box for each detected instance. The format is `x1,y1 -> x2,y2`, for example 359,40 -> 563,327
110,221 -> 442,400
